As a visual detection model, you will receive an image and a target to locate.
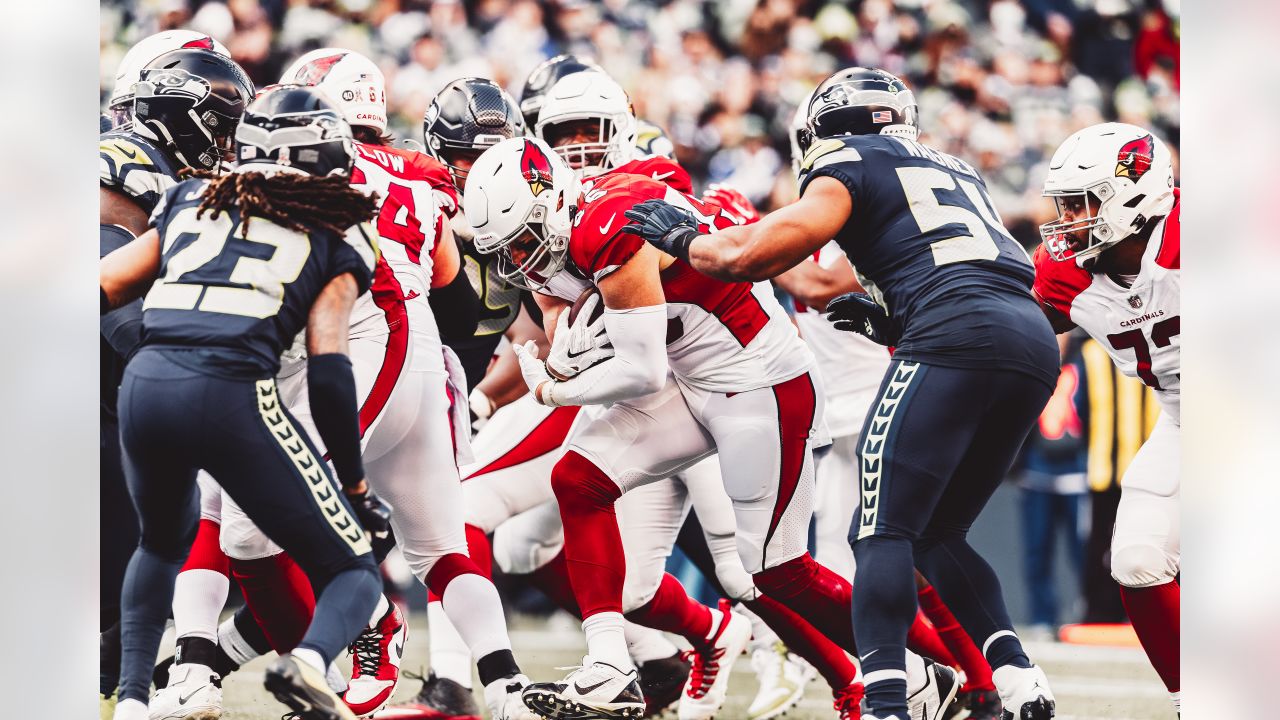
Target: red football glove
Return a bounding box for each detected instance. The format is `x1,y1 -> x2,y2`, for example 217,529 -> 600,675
703,183 -> 761,224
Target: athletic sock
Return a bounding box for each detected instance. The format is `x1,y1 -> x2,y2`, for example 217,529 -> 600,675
527,549 -> 582,617
232,552 -> 315,653
744,593 -> 859,690
916,582 -> 993,691
292,647 -> 326,675
1120,581 -> 1180,693
906,608 -> 958,667
367,593 -> 390,626
624,573 -> 713,649
216,606 -> 271,674
847,536 -> 916,719
430,556 -> 517,662
428,600 -> 473,688
734,603 -> 778,654
753,554 -> 856,653
624,622 -> 680,664
172,519 -> 231,643
552,451 -> 626,618
583,611 -> 634,672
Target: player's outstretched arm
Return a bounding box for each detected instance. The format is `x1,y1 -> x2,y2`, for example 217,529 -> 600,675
624,177 -> 850,282
773,253 -> 864,312
100,228 -> 162,313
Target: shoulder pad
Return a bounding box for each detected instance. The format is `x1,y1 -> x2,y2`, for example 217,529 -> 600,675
100,132 -> 182,212
1031,245 -> 1092,318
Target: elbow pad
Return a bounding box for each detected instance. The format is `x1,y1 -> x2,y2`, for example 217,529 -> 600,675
428,262 -> 481,342
546,305 -> 668,407
307,353 -> 365,488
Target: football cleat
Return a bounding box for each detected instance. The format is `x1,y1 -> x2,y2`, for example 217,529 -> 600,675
991,665 -> 1054,720
832,680 -> 866,720
101,693 -> 117,720
957,689 -> 1002,720
484,674 -> 540,720
148,662 -> 223,720
521,657 -> 646,719
375,672 -> 481,719
677,609 -> 752,720
637,653 -> 691,717
746,641 -> 815,720
343,601 -> 407,717
263,654 -> 356,720
908,659 -> 961,720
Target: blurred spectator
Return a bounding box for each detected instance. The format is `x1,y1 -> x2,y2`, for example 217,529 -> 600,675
101,0 -> 1179,227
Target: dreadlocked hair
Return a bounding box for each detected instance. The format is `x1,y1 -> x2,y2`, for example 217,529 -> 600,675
181,167 -> 379,236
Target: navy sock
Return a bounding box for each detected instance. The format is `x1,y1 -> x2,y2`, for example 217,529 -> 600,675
118,547 -> 185,703
295,562 -> 381,667
915,536 -> 1030,670
852,536 -> 917,719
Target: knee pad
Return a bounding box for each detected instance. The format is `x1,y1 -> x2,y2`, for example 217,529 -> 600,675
551,451 -> 621,512
1111,541 -> 1178,588
219,521 -> 282,561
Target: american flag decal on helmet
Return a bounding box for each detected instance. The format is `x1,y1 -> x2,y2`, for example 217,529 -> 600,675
520,140 -> 554,196
1115,134 -> 1155,181
872,110 -> 893,124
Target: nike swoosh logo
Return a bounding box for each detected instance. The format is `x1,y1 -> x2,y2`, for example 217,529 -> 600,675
573,678 -> 612,695
859,649 -> 878,662
651,171 -> 674,180
178,685 -> 208,704
599,213 -> 618,235
113,144 -> 138,160
565,346 -> 591,359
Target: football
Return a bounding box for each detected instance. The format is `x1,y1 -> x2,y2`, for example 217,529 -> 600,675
567,286 -> 604,326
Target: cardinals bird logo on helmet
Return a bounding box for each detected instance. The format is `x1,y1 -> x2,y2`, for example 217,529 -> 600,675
289,53 -> 346,86
1115,134 -> 1155,180
520,140 -> 554,196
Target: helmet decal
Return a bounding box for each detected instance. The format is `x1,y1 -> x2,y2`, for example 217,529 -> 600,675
291,53 -> 346,86
1115,134 -> 1155,181
181,37 -> 215,50
520,140 -> 554,196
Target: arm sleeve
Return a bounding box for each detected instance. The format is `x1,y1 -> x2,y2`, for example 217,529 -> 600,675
546,305 -> 668,407
100,224 -> 144,357
306,353 -> 366,488
429,244 -> 481,342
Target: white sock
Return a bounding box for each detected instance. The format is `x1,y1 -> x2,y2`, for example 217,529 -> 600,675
368,593 -> 390,626
735,604 -> 778,653
428,600 -> 474,688
217,616 -> 262,667
583,612 -> 633,672
172,569 -> 229,641
292,647 -> 326,675
1171,691 -> 1180,711
440,573 -> 514,660
326,662 -> 348,694
624,621 -> 678,664
113,698 -> 148,720
904,650 -> 927,694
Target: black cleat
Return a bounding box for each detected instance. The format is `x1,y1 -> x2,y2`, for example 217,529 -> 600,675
263,654 -> 355,720
521,659 -> 645,720
382,671 -> 483,718
637,653 -> 690,717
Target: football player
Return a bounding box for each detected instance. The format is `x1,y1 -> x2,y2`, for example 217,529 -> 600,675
624,67 -> 1061,720
1032,123 -> 1180,715
98,47 -> 253,716
100,85 -> 384,720
105,30 -> 229,129
517,53 -> 606,130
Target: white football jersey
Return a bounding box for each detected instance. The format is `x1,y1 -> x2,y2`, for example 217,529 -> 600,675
1035,193 -> 1180,419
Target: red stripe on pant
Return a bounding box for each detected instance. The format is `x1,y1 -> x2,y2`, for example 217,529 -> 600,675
763,372 -> 818,565
465,405 -> 581,480
357,293 -> 409,436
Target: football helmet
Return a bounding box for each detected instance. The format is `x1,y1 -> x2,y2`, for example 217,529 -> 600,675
279,48 -> 387,134
109,30 -> 229,127
519,54 -> 605,128
464,137 -> 580,291
236,85 -> 356,178
788,88 -> 816,178
535,70 -> 637,176
1040,122 -> 1175,263
807,67 -> 919,143
423,77 -> 525,188
132,49 -> 255,170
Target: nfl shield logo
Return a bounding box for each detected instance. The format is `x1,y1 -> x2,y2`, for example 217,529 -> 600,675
1128,295 -> 1143,309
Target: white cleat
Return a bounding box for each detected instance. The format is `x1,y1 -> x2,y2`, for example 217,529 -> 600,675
484,673 -> 540,720
992,665 -> 1055,720
908,659 -> 961,720
148,663 -> 222,720
746,641 -> 815,720
677,610 -> 753,720
521,657 -> 645,719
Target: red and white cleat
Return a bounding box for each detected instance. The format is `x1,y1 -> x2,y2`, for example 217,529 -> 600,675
344,601 -> 407,717
676,606 -> 752,720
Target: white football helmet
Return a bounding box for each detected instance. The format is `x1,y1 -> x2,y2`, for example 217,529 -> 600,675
788,88 -> 817,178
1040,122 -> 1174,262
280,48 -> 387,134
109,30 -> 229,127
535,71 -> 637,176
464,137 -> 581,291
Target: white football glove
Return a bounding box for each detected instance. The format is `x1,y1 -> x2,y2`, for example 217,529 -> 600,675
512,340 -> 556,405
546,294 -> 616,380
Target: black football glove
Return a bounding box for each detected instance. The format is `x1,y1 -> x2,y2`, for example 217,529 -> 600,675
345,488 -> 392,539
622,199 -> 702,262
826,292 -> 898,346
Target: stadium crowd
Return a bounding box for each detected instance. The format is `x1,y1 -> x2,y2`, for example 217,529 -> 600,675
100,0 -> 1180,248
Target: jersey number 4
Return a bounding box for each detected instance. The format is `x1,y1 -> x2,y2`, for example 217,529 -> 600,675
145,206 -> 311,318
896,167 -> 1023,267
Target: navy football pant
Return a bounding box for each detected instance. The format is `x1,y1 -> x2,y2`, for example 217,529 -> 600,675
115,349 -> 380,705
101,416 -> 139,696
850,360 -> 1052,718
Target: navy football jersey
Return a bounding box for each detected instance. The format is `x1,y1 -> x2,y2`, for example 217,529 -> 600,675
140,177 -> 377,376
100,130 -> 184,214
798,134 -> 1057,385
